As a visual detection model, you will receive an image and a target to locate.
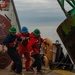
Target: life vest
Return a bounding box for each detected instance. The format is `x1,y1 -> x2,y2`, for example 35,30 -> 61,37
6,39 -> 17,47
0,0 -> 8,8
21,37 -> 29,46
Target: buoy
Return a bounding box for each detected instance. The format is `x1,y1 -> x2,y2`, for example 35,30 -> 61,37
0,0 -> 8,8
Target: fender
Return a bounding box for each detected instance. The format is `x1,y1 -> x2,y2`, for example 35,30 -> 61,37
43,55 -> 49,67
0,0 -> 8,8
42,38 -> 53,61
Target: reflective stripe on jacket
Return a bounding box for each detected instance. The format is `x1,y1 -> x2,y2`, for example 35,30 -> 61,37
6,39 -> 17,47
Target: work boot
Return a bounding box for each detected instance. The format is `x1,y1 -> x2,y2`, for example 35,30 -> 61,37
10,68 -> 16,72
33,67 -> 37,74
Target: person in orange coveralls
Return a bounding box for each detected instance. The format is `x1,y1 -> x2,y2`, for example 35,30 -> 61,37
27,29 -> 46,73
17,26 -> 31,71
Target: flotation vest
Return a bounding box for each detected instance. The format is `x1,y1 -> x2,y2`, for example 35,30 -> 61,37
21,37 -> 29,46
6,39 -> 17,47
0,0 -> 8,8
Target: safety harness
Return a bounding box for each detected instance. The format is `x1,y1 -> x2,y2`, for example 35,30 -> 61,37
6,38 -> 17,47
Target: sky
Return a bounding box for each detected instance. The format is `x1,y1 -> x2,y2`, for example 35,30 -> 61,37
13,0 -> 71,53
14,0 -> 66,26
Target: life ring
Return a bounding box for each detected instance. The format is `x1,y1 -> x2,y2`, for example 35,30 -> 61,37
0,0 -> 8,8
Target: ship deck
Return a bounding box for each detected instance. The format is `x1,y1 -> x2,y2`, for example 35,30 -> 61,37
0,64 -> 75,75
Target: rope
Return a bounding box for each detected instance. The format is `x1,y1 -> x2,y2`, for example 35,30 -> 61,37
44,53 -> 73,75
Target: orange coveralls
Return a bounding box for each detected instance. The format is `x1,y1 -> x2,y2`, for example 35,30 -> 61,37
17,33 -> 31,71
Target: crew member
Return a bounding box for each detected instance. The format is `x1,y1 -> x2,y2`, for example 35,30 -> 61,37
27,29 -> 45,73
17,26 -> 31,71
1,26 -> 23,74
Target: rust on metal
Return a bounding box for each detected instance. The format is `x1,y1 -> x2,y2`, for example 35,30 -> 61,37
0,52 -> 12,69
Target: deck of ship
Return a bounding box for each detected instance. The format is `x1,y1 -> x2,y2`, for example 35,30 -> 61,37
0,64 -> 75,75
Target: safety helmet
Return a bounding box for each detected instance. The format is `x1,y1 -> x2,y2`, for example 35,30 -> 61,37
9,26 -> 16,33
33,29 -> 40,36
21,26 -> 28,33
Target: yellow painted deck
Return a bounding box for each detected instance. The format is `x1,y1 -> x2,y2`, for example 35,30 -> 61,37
0,65 -> 75,75
53,70 -> 75,75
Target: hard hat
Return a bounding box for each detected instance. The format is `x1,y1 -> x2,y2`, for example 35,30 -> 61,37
33,29 -> 40,36
9,26 -> 16,33
21,26 -> 28,33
